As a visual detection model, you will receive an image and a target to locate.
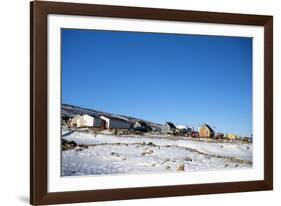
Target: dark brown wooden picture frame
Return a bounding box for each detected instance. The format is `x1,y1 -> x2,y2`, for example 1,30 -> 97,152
30,1 -> 273,205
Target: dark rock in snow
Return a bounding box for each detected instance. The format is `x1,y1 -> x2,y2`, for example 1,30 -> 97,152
62,139 -> 77,151
185,157 -> 192,162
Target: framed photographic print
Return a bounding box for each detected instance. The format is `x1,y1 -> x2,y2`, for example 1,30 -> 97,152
30,1 -> 273,205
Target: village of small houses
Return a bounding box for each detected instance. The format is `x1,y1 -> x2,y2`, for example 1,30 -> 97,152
62,104 -> 253,176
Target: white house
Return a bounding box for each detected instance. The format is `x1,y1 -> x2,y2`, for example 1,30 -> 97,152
100,115 -> 131,129
70,115 -> 83,127
161,122 -> 176,134
81,114 -> 104,127
70,114 -> 103,128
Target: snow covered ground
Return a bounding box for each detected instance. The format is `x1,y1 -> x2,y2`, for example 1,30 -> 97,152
62,129 -> 252,176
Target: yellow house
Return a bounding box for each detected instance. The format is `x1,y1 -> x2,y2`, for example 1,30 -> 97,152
226,133 -> 237,140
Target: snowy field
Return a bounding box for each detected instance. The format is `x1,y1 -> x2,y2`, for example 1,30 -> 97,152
62,129 -> 252,176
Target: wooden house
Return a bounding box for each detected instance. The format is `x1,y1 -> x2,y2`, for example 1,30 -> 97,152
199,124 -> 215,138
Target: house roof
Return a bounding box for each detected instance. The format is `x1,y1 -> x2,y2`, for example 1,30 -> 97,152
82,113 -> 101,119
202,124 -> 214,132
135,120 -> 148,126
100,115 -> 130,123
166,122 -> 176,129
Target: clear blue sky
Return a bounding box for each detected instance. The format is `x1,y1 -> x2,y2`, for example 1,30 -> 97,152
62,29 -> 252,137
